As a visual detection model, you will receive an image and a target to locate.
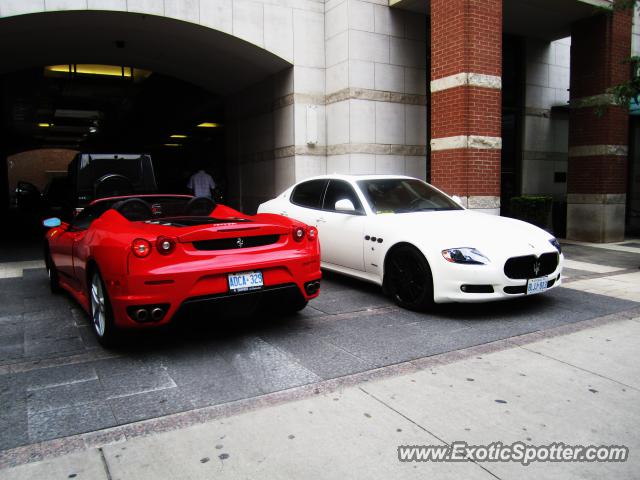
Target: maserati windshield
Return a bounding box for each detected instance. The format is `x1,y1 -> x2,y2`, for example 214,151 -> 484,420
357,178 -> 462,214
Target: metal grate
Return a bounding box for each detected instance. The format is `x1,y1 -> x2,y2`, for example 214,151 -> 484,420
192,234 -> 281,251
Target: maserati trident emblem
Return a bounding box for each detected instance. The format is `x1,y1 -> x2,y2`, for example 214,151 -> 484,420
236,238 -> 244,248
533,260 -> 541,276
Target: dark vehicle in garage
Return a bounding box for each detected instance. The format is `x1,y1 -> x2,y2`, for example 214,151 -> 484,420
15,153 -> 158,221
68,153 -> 158,213
15,176 -> 72,222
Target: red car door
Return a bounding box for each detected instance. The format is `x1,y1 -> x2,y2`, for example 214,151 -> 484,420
71,230 -> 90,291
50,229 -> 83,290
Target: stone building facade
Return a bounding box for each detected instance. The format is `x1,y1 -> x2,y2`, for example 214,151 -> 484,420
0,0 -> 636,241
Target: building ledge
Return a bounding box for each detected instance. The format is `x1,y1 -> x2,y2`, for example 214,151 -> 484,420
390,0 -> 614,41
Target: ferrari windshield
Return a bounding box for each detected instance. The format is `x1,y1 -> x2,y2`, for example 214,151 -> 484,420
357,178 -> 462,214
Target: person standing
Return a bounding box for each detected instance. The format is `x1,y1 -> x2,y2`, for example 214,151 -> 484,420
187,168 -> 216,199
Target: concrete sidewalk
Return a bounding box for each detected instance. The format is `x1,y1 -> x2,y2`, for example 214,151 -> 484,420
2,242 -> 640,479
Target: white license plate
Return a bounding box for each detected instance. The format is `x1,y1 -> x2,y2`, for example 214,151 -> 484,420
527,277 -> 548,295
228,271 -> 263,292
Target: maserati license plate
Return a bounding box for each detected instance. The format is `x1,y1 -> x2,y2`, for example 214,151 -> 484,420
228,271 -> 264,292
526,277 -> 548,295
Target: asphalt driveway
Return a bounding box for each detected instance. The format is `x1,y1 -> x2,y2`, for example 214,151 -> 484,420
0,244 -> 638,451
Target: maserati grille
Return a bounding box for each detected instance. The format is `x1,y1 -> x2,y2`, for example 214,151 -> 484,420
503,252 -> 558,279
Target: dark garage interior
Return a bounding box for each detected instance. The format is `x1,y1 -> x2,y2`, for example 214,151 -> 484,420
2,65 -> 227,207
0,9 -> 291,247
5,66 -> 226,178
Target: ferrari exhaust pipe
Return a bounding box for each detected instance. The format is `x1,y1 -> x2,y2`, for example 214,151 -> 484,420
305,281 -> 320,295
135,308 -> 149,322
150,307 -> 164,321
128,305 -> 168,323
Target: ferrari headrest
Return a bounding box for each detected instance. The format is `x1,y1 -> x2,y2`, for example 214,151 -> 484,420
184,196 -> 216,216
112,198 -> 153,222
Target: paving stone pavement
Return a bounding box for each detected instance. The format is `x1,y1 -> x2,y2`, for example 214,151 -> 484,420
0,243 -> 638,453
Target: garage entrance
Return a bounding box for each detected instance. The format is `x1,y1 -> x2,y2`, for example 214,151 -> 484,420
0,9 -> 293,245
4,67 -> 227,215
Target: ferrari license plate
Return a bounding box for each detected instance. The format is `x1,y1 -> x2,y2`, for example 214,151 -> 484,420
526,277 -> 548,295
228,271 -> 263,292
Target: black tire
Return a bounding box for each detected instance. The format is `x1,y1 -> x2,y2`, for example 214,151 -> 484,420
385,245 -> 434,311
282,297 -> 308,314
89,269 -> 120,347
45,250 -> 62,294
94,173 -> 134,199
266,293 -> 308,316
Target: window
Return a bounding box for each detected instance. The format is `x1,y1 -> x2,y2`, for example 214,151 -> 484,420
357,178 -> 462,214
322,180 -> 363,214
290,179 -> 328,209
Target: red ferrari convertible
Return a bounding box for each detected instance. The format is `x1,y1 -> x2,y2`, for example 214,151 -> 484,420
42,195 -> 321,345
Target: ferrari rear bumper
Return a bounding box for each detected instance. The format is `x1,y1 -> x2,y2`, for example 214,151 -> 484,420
107,253 -> 321,328
174,283 -> 305,319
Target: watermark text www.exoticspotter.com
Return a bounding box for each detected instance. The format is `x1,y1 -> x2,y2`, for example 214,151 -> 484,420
398,442 -> 629,466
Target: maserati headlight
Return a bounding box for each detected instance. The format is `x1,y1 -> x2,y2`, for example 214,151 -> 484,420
549,238 -> 562,254
441,248 -> 490,265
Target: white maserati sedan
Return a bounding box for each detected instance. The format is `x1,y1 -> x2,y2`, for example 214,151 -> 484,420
258,175 -> 563,310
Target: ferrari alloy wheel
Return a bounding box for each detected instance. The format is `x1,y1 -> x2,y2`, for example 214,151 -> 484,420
386,245 -> 434,311
90,270 -> 118,347
45,252 -> 62,294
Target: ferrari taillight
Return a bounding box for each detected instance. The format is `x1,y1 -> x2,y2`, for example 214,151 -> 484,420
292,226 -> 305,242
156,236 -> 177,255
131,238 -> 152,258
307,227 -> 317,241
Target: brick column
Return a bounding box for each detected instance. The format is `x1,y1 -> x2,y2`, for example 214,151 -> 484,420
429,0 -> 502,214
567,6 -> 632,242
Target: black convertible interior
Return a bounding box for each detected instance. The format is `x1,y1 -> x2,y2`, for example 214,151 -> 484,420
68,195 -> 246,229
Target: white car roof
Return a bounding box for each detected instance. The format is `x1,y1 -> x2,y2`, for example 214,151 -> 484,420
298,173 -> 416,183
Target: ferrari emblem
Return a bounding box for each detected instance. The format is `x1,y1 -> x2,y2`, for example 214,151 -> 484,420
151,203 -> 162,216
236,238 -> 244,248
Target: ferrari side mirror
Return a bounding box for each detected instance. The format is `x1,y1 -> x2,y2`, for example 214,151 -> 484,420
43,217 -> 62,228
